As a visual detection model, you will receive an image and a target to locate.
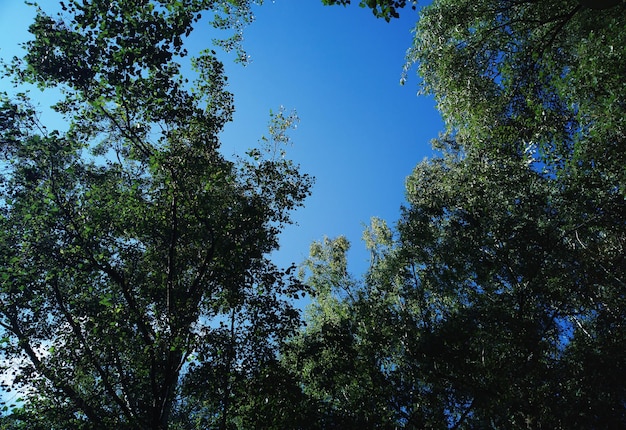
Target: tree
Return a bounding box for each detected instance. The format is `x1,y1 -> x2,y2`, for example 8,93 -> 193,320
286,234 -> 406,428
0,1 -> 312,428
406,0 -> 626,172
393,140 -> 626,428
294,140 -> 626,428
398,5 -> 626,404
306,0 -> 626,427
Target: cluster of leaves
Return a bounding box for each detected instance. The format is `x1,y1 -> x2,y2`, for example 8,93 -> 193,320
321,0 -> 417,21
407,0 -> 626,171
0,1 -> 311,429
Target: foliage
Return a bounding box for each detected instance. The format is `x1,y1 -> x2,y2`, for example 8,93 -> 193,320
0,1 -> 311,429
321,0 -> 417,21
395,141 -> 625,428
407,0 -> 626,171
299,0 -> 626,428
293,142 -> 626,428
287,233 -> 414,428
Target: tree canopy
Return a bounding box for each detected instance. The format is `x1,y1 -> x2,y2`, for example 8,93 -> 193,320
1,0 -> 625,428
407,0 -> 626,173
291,0 -> 626,428
0,1 -> 311,429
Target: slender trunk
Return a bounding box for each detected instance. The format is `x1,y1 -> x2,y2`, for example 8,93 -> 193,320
220,308 -> 237,430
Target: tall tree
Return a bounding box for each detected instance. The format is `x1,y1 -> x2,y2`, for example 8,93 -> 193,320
308,0 -> 626,428
0,1 -> 312,429
294,140 -> 626,428
289,232 -> 421,428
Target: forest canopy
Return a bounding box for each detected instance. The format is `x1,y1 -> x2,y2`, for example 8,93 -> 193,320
292,0 -> 626,428
0,1 -> 311,428
0,0 -> 625,428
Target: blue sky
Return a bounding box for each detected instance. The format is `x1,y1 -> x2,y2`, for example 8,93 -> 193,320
0,0 -> 443,276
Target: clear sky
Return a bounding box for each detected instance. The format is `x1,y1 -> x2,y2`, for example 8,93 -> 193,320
0,0 -> 443,276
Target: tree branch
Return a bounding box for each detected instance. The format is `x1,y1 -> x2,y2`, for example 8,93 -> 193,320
49,275 -> 136,422
5,309 -> 105,427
